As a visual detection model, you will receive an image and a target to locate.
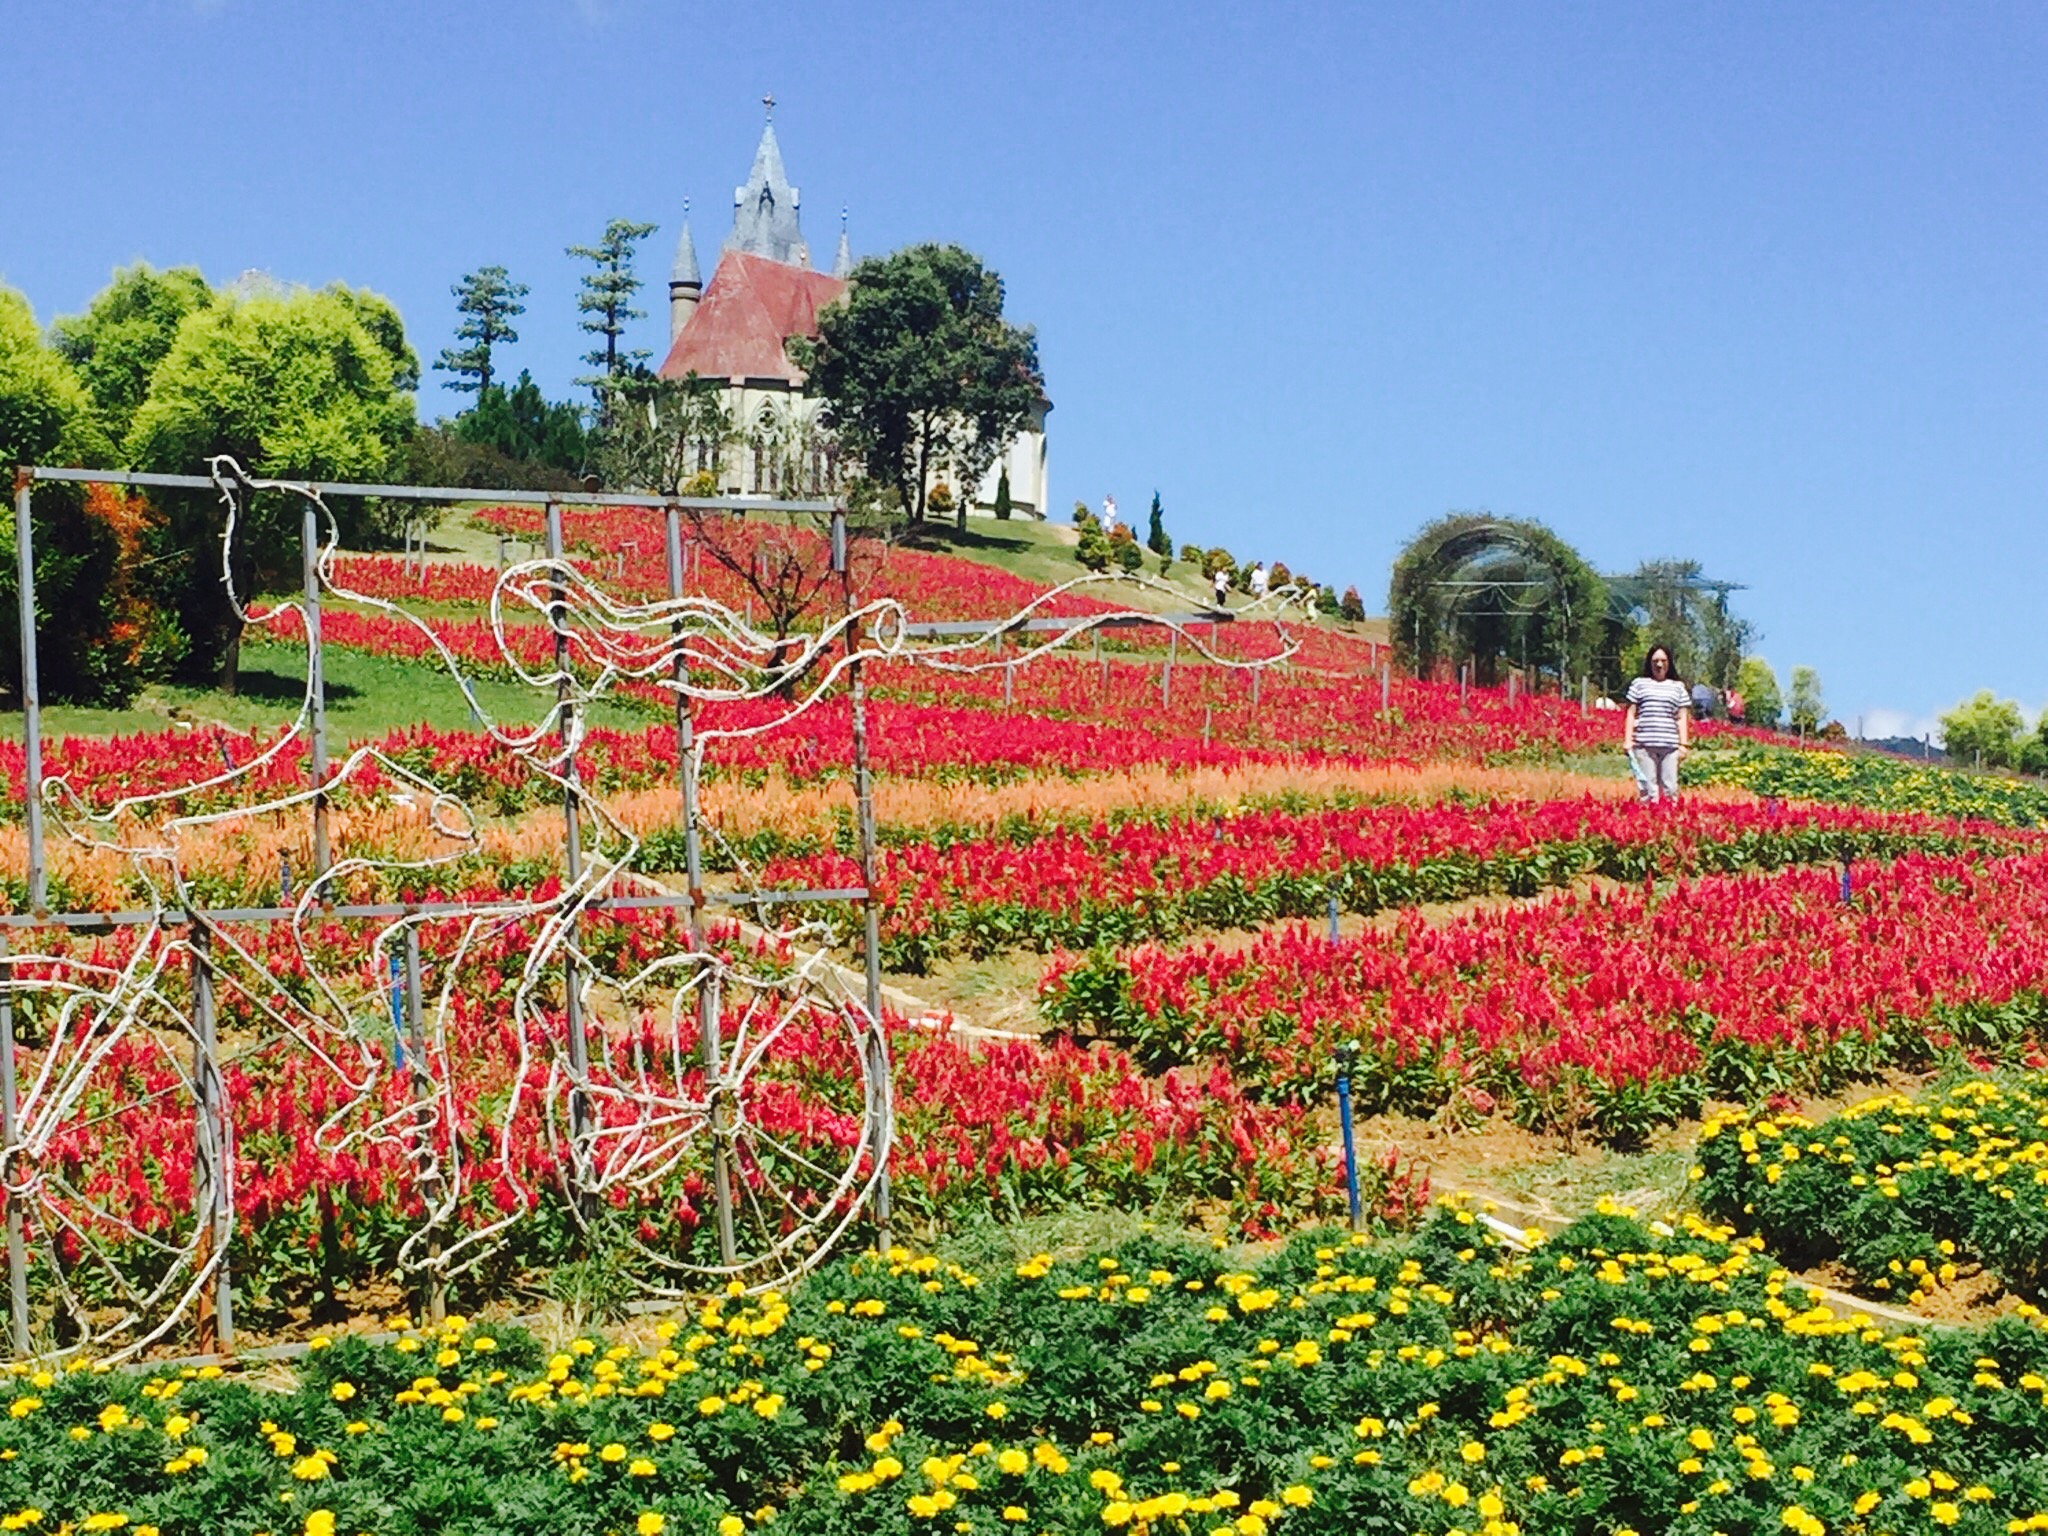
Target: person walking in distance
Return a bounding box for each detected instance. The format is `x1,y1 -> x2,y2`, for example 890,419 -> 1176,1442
1248,561 -> 1269,600
1623,643 -> 1691,804
1212,565 -> 1230,607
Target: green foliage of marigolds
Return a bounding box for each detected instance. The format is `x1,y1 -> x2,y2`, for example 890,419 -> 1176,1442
10,1209 -> 2048,1533
1695,1074 -> 2048,1304
1688,741 -> 2048,828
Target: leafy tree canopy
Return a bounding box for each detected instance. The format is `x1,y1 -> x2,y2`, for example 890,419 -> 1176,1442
1787,665 -> 1827,733
454,371 -> 587,474
49,263 -> 213,445
569,221 -> 656,394
434,265 -> 526,395
1940,690 -> 2026,768
802,243 -> 1042,524
127,287 -> 417,683
1734,655 -> 1783,728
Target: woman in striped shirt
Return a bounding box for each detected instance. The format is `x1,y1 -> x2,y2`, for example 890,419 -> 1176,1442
1623,643 -> 1691,804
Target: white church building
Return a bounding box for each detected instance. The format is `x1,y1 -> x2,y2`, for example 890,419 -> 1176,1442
657,109 -> 1051,517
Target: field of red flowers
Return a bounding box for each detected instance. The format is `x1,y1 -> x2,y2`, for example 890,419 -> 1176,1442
15,503 -> 2006,1353
762,796 -> 2020,968
1042,849 -> 2048,1141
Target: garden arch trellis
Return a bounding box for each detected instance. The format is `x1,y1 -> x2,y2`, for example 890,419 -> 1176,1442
3,460 -> 1305,1362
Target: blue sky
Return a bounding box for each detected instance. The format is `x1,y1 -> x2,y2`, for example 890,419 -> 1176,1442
5,1 -> 2044,736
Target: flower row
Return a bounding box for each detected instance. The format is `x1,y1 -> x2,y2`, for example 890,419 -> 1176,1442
762,797 -> 2021,971
1041,851 -> 2048,1142
6,1205 -> 2048,1533
1695,1075 -> 2048,1304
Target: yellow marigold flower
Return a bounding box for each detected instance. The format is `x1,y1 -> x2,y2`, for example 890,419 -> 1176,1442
81,1516 -> 127,1532
290,1456 -> 330,1481
718,1518 -> 744,1536
649,1422 -> 676,1442
344,1421 -> 369,1436
986,1402 -> 1008,1420
303,1514 -> 336,1536
636,1517 -> 665,1536
699,1396 -> 726,1416
1460,1441 -> 1485,1464
630,1458 -> 657,1477
1280,1485 -> 1312,1507
1001,1508 -> 1026,1523
998,1450 -> 1029,1476
601,1443 -> 628,1463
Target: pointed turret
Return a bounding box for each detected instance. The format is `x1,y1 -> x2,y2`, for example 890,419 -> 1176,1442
832,207 -> 852,278
727,98 -> 810,268
669,201 -> 702,341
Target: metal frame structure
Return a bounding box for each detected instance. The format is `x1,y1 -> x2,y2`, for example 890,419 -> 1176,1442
4,462 -> 1278,1362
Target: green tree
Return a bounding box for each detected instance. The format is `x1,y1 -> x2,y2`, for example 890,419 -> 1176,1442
0,286 -> 161,704
1734,656 -> 1782,728
1146,491 -> 1171,559
992,466 -> 1012,522
1940,691 -> 2025,769
568,221 -> 656,398
1787,666 -> 1826,734
330,283 -> 421,392
456,370 -> 587,473
433,265 -> 526,395
50,263 -> 213,444
1339,585 -> 1366,623
128,288 -> 417,688
801,244 -> 1043,524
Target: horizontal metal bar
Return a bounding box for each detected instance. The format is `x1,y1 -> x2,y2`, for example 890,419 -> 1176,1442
705,888 -> 869,906
0,886 -> 870,931
900,609 -> 1235,638
22,466 -> 837,515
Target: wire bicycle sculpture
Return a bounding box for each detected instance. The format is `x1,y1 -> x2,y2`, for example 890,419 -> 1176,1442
0,456 -> 1313,1358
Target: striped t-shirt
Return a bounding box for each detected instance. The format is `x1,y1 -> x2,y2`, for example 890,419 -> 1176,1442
1626,676 -> 1692,747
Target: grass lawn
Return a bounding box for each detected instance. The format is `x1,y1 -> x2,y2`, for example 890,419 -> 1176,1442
4,646 -> 656,745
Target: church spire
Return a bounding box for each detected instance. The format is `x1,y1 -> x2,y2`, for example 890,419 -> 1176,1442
668,199 -> 702,342
832,207 -> 851,278
727,96 -> 810,268
670,199 -> 700,286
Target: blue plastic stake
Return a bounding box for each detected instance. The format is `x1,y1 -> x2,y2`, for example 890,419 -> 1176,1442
387,950 -> 407,1070
1336,1043 -> 1362,1231
1839,862 -> 1853,903
1327,891 -> 1341,944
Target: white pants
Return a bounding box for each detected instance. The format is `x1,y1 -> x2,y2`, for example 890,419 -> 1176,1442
1630,744 -> 1681,803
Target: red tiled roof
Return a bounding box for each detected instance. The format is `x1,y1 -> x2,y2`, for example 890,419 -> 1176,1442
657,251 -> 846,385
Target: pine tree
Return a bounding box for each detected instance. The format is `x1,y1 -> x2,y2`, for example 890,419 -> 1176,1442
568,219 -> 657,398
433,265 -> 526,395
993,466 -> 1013,521
1146,490 -> 1171,558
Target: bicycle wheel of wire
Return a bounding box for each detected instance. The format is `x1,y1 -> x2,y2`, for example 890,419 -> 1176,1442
1,941 -> 217,1360
547,948 -> 889,1293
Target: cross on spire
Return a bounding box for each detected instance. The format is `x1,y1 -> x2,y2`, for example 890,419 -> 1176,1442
762,93 -> 775,119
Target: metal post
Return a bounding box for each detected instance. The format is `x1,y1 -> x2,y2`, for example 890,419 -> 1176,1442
1508,670 -> 1518,705
1163,630 -> 1176,709
841,508 -> 891,1253
1459,664 -> 1468,705
1839,862 -> 1853,904
1096,630 -> 1106,697
1336,1042 -> 1363,1232
403,925 -> 444,1325
1002,662 -> 1013,708
301,500 -> 330,878
386,950 -> 407,1071
1251,666 -> 1261,711
1327,891 -> 1340,944
667,506 -> 735,1267
544,505 -> 591,1158
13,475 -> 45,912
1581,676 -> 1589,713
1202,705 -> 1212,745
1380,662 -> 1390,714
190,928 -> 233,1354
0,934 -> 30,1357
